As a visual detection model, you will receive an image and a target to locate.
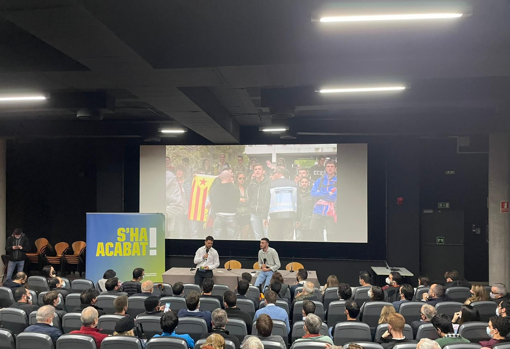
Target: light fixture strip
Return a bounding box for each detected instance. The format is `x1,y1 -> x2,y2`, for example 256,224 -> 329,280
160,129 -> 186,134
319,86 -> 406,94
261,128 -> 288,132
0,96 -> 47,102
320,13 -> 462,23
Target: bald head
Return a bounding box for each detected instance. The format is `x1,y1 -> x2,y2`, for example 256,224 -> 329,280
142,280 -> 154,293
81,306 -> 99,327
303,281 -> 315,294
219,170 -> 232,183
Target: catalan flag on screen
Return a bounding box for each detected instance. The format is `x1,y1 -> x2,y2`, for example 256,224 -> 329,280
188,174 -> 216,221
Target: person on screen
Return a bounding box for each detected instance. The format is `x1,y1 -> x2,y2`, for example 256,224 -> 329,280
182,157 -> 192,180
310,155 -> 326,182
248,158 -> 258,179
209,170 -> 240,239
254,238 -> 281,289
199,158 -> 214,175
293,175 -> 301,184
166,170 -> 185,238
296,176 -> 315,240
298,168 -> 309,180
235,172 -> 252,240
234,155 -> 248,178
215,153 -> 231,174
175,165 -> 191,237
193,236 -> 220,287
247,164 -> 271,240
166,156 -> 175,173
310,160 -> 337,241
268,166 -> 301,241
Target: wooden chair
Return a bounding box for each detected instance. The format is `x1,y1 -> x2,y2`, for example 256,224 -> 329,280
63,241 -> 86,276
252,262 -> 260,270
26,238 -> 49,265
224,260 -> 242,269
44,242 -> 69,274
286,262 -> 304,271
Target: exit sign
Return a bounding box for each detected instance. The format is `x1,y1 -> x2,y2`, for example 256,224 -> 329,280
436,236 -> 445,244
438,202 -> 450,209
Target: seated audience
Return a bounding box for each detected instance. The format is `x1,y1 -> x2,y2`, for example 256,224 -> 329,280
200,309 -> 241,349
173,281 -> 185,297
113,295 -> 129,316
302,300 -> 316,320
322,275 -> 340,295
241,336 -> 263,349
498,300 -> 510,318
177,290 -> 212,331
444,270 -> 471,289
294,313 -> 333,344
3,271 -> 27,290
393,284 -> 414,311
101,277 -> 128,296
417,338 -> 441,349
465,284 -> 490,305
201,278 -> 225,309
264,272 -> 290,299
113,315 -> 147,349
122,267 -> 144,296
70,306 -> 108,349
42,291 -> 66,317
383,272 -> 402,293
422,284 -> 450,306
480,316 -> 510,348
345,300 -> 360,321
48,277 -> 69,298
452,305 -> 480,333
241,272 -> 252,283
41,265 -> 56,280
291,269 -> 308,301
224,291 -> 252,333
10,286 -> 38,315
237,279 -> 258,309
432,313 -> 470,348
153,311 -> 195,348
24,305 -> 62,345
133,280 -> 158,297
72,288 -> 106,316
359,270 -> 372,287
97,269 -> 116,293
411,304 -> 437,338
294,281 -> 319,304
241,314 -> 286,348
360,286 -> 385,317
338,283 -> 353,301
201,333 -> 225,349
418,276 -> 431,288
378,313 -> 416,349
253,290 -> 290,332
491,283 -> 510,305
138,296 -> 164,317
269,280 -> 288,304
379,305 -> 396,325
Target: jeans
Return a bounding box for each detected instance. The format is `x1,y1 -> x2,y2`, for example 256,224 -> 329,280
254,270 -> 274,288
213,215 -> 237,239
250,214 -> 268,240
6,260 -> 24,281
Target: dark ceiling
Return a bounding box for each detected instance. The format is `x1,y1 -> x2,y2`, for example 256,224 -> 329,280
0,0 -> 509,143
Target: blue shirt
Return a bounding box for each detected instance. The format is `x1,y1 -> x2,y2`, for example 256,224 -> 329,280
153,331 -> 195,348
24,323 -> 62,344
253,304 -> 290,332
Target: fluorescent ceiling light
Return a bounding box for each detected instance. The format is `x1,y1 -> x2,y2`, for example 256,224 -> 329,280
0,95 -> 47,102
319,86 -> 406,94
160,129 -> 186,134
260,127 -> 289,132
320,13 -> 462,22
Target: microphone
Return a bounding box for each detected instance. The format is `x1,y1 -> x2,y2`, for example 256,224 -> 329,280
205,248 -> 210,260
263,258 -> 267,264
227,250 -> 232,271
289,256 -> 295,272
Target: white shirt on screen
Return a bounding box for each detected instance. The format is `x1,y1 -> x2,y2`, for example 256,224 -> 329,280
194,246 -> 220,270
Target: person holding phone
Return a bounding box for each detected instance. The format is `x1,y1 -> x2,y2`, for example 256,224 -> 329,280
193,236 -> 219,287
137,296 -> 166,318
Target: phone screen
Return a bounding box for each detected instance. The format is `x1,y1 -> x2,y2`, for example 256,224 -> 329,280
164,303 -> 171,312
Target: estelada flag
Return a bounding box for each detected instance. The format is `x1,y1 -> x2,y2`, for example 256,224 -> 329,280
188,174 -> 216,222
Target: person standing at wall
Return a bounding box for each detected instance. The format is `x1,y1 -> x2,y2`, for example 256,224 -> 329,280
5,228 -> 30,280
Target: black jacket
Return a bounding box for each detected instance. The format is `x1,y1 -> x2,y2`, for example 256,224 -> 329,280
444,280 -> 471,290
6,233 -> 30,262
209,182 -> 240,214
247,177 -> 271,218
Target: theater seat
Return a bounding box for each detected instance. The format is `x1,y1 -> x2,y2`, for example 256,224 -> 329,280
136,316 -> 163,339
147,337 -> 187,349
183,284 -> 201,297
291,321 -> 328,342
71,279 -> 95,292
160,296 -> 186,313
471,301 -> 497,322
327,301 -> 347,325
236,298 -> 255,318
323,287 -> 340,311
332,322 -> 371,346
458,322 -> 491,343
97,315 -> 124,335
0,308 -> 28,335
62,313 -> 82,333
225,318 -> 247,343
416,323 -> 439,340
195,339 -> 236,349
0,287 -> 15,307
0,329 -> 15,349
435,302 -> 463,319
414,288 -> 429,302
393,344 -> 418,349
344,343 -> 384,349
56,334 -> 96,349
353,286 -> 372,307
252,320 -> 289,345
443,344 -> 482,349
260,341 -> 285,349
16,333 -> 53,349
445,287 -> 472,303
101,336 -> 143,349
175,317 -> 208,342
399,302 -> 425,324
360,302 -> 392,330
211,284 -> 230,298
28,276 -> 50,293
198,297 -> 221,312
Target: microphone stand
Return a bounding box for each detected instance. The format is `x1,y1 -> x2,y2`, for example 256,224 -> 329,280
289,256 -> 295,272
227,250 -> 232,271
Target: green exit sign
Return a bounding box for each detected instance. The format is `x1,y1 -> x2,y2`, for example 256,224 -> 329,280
438,202 -> 450,209
436,236 -> 445,244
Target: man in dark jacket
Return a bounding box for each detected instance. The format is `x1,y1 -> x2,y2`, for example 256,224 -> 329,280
268,167 -> 301,241
72,288 -> 106,316
443,270 -> 471,290
10,286 -> 39,315
3,271 -> 27,290
247,164 -> 271,240
422,284 -> 451,306
296,176 -> 316,240
209,170 -> 240,240
5,228 -> 30,280
199,308 -> 241,349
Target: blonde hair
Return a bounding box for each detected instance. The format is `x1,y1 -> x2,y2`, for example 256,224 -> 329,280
113,330 -> 135,337
465,284 -> 489,305
326,275 -> 340,289
201,333 -> 225,349
378,305 -> 396,324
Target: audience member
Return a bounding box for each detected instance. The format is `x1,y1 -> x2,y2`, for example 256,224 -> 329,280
417,338 -> 441,349
241,314 -> 286,348
378,313 -> 416,349
42,291 -> 66,317
291,269 -> 308,300
241,336 -> 263,349
418,276 -> 431,288
451,305 -> 480,333
5,228 -> 30,281
479,316 -> 510,348
3,271 -> 27,290
294,313 -> 333,344
370,286 -> 386,301
302,300 -> 316,320
322,275 -> 340,295
224,291 -> 252,333
132,280 -> 157,297
411,304 -> 437,337
177,291 -> 212,331
383,272 -> 402,292
173,281 -> 185,297
294,281 -> 319,304
253,290 -> 290,332
237,279 -> 258,309
97,269 -> 116,293
113,315 -> 147,349
122,267 -> 144,296
153,311 -> 195,348
338,283 -> 353,301
491,284 -> 510,305
264,272 -> 290,299
444,270 -> 471,289
72,288 -> 105,316
498,300 -> 510,318
422,284 -> 450,306
359,271 -> 372,287
48,277 -> 69,298
393,284 -> 414,311
242,273 -> 253,283
101,277 -> 128,296
201,333 -> 225,349
346,344 -> 365,349
113,295 -> 129,316
379,305 -> 396,325
465,284 -> 490,305
23,305 -> 62,345
269,280 -> 288,304
70,307 -> 108,349
432,313 -> 470,348
41,265 -> 57,280
10,286 -> 38,315
200,309 -> 241,349
345,300 -> 360,321
138,296 -> 164,317
201,278 -> 225,309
